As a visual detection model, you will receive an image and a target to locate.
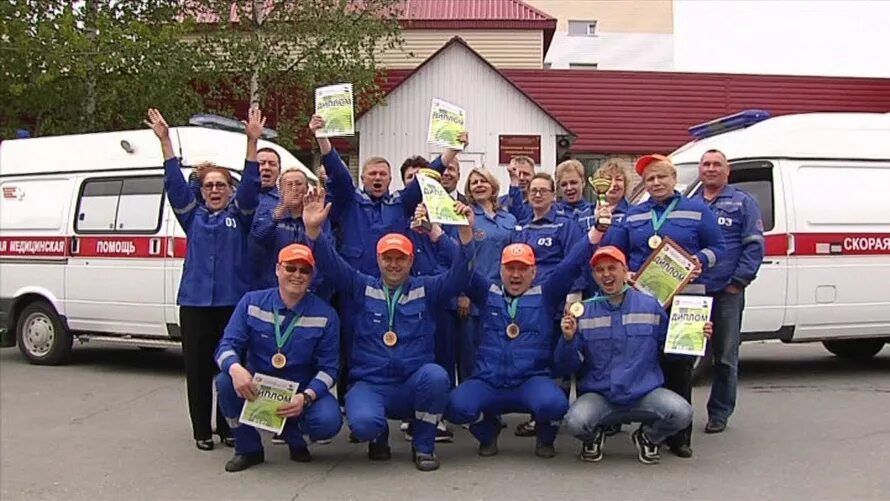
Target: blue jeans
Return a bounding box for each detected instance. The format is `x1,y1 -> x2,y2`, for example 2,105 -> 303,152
445,376 -> 569,446
707,289 -> 745,423
564,388 -> 693,444
216,372 -> 342,456
345,363 -> 450,455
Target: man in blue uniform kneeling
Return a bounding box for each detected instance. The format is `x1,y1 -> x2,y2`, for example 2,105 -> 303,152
302,186 -> 476,472
215,244 -> 342,472
558,246 -> 709,465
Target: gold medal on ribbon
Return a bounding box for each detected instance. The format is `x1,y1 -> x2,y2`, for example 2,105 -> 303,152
506,323 -> 520,339
383,330 -> 398,347
569,302 -> 585,318
271,352 -> 287,369
648,234 -> 663,250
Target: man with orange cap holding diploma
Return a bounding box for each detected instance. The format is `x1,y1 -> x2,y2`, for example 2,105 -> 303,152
215,243 -> 342,472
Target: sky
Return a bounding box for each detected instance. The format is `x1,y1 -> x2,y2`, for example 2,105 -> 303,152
673,0 -> 890,78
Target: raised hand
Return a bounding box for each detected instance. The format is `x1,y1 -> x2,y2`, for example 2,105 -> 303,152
145,108 -> 170,141
457,131 -> 469,148
302,185 -> 331,233
245,106 -> 266,142
309,114 -> 326,134
454,201 -> 475,227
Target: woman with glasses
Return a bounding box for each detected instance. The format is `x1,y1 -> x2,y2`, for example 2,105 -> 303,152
146,107 -> 262,451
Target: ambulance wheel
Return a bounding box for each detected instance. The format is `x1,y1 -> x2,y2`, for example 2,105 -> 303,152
16,301 -> 73,365
822,339 -> 885,361
691,342 -> 714,384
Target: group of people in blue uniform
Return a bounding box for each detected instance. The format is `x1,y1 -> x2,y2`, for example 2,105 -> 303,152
145,105 -> 765,472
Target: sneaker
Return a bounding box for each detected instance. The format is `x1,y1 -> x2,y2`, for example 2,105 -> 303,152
515,419 -> 536,437
348,432 -> 359,443
412,448 -> 440,472
631,427 -> 660,465
400,420 -> 410,432
271,434 -> 285,445
534,437 -> 556,459
705,419 -> 727,434
403,423 -> 413,441
368,441 -> 392,461
436,422 -> 454,443
579,428 -> 605,462
315,438 -> 333,445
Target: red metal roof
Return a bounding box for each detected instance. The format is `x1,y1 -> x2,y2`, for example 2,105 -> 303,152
383,68 -> 890,154
401,0 -> 553,21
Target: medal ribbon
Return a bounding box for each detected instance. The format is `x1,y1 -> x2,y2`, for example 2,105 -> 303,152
383,285 -> 404,331
506,296 -> 520,322
273,311 -> 301,351
584,284 -> 632,303
650,197 -> 679,236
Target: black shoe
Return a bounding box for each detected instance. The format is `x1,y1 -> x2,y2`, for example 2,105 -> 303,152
515,419 -> 536,437
271,434 -> 286,445
222,437 -> 235,448
289,445 -> 312,463
195,439 -> 214,451
603,423 -> 623,437
534,438 -> 556,459
368,441 -> 392,461
225,452 -> 264,472
669,444 -> 693,458
580,428 -> 605,462
348,431 -> 360,443
705,419 -> 727,434
412,448 -> 440,472
632,428 -> 661,465
478,434 -> 499,457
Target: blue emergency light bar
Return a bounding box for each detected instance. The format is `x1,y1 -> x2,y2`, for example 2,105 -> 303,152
188,113 -> 279,140
688,109 -> 771,139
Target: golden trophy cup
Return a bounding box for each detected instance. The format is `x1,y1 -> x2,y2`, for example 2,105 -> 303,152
588,176 -> 613,231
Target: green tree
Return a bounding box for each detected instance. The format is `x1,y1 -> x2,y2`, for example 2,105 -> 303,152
0,0 -> 203,138
190,0 -> 404,148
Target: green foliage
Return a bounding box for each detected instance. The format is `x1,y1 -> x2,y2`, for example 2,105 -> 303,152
0,0 -> 203,138
191,0 -> 404,148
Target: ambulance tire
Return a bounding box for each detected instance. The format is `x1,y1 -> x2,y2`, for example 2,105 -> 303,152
822,339 -> 885,361
691,342 -> 714,385
16,301 -> 73,366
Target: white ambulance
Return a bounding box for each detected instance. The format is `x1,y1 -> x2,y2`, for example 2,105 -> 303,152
663,111 -> 890,374
0,122 -> 312,364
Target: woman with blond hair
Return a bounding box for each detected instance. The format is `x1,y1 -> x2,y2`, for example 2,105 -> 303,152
456,168 -> 518,381
146,107 -> 263,451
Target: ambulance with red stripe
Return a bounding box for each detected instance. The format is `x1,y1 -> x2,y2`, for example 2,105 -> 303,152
665,110 -> 890,371
0,119 -> 311,364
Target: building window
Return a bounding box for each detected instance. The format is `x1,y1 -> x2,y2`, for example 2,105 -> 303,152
568,20 -> 598,37
569,63 -> 599,70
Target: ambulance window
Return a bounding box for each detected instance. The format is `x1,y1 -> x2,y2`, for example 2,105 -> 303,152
76,180 -> 122,232
729,163 -> 774,231
116,177 -> 164,232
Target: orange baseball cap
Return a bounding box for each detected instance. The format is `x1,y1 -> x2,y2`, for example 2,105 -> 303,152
377,233 -> 414,256
278,243 -> 315,267
634,154 -> 671,176
590,245 -> 627,267
501,243 -> 536,266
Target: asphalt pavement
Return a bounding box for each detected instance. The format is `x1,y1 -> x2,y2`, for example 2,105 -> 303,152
1,341 -> 888,501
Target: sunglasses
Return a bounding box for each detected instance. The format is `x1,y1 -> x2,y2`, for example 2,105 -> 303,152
282,264 -> 313,275
529,188 -> 553,196
201,182 -> 229,191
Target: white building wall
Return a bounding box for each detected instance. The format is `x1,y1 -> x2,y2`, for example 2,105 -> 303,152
358,42 -> 568,194
545,32 -> 673,70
